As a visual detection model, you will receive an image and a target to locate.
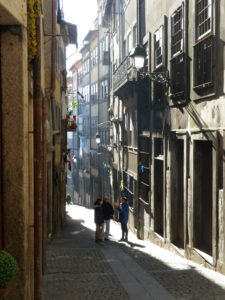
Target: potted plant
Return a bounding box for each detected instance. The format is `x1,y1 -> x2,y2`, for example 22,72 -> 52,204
0,250 -> 19,298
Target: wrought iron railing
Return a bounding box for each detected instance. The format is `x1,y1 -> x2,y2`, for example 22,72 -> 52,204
113,56 -> 133,91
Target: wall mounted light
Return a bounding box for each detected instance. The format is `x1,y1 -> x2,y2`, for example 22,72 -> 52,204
130,44 -> 146,69
95,132 -> 101,144
130,44 -> 169,85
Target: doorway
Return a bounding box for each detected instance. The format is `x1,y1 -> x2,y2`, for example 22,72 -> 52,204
193,140 -> 212,256
154,138 -> 163,236
171,139 -> 184,248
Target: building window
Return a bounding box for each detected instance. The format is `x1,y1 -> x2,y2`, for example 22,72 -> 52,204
139,135 -> 150,203
100,36 -> 109,61
170,4 -> 188,102
127,32 -> 133,54
101,80 -> 108,100
91,117 -> 98,138
132,110 -> 138,148
196,0 -> 212,41
194,35 -> 215,91
123,172 -> 134,208
194,0 -> 215,94
82,59 -> 89,76
83,117 -> 90,136
82,85 -> 90,102
154,26 -> 163,69
171,5 -> 183,56
139,0 -> 145,43
91,47 -> 98,68
133,24 -> 137,48
171,54 -> 187,101
153,22 -> 167,107
112,1 -> 117,33
122,40 -> 126,60
91,83 -> 98,104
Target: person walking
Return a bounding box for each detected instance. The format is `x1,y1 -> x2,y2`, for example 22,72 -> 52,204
102,196 -> 114,241
114,197 -> 129,242
94,198 -> 104,243
66,193 -> 72,205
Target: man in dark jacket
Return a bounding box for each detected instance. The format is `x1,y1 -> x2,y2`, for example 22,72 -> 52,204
94,198 -> 104,243
102,196 -> 114,241
115,197 -> 129,241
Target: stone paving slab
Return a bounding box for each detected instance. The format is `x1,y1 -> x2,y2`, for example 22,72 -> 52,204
101,245 -> 175,300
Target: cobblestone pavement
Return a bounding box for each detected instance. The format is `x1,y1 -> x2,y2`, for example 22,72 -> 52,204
44,214 -> 130,300
44,205 -> 225,300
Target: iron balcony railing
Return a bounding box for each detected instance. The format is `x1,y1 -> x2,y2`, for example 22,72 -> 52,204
113,56 -> 133,92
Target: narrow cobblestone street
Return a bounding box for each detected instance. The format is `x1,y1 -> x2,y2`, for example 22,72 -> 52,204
44,205 -> 225,300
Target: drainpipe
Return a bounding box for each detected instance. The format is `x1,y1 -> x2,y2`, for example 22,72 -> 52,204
51,0 -> 57,233
33,14 -> 43,300
51,0 -> 56,92
0,39 -> 3,249
136,0 -> 140,237
42,94 -> 47,271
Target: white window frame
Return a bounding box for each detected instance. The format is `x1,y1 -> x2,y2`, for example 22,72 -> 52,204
154,25 -> 164,69
171,5 -> 184,57
195,0 -> 213,41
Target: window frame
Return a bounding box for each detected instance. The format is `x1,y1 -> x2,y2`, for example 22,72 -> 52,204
152,17 -> 168,108
193,35 -> 216,92
170,1 -> 189,103
195,0 -> 213,42
193,0 -> 216,94
154,25 -> 164,69
153,17 -> 167,71
127,31 -> 133,55
123,171 -> 134,208
171,5 -> 184,57
101,79 -> 108,101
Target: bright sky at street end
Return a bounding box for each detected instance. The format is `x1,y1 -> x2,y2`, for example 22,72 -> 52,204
63,0 -> 98,70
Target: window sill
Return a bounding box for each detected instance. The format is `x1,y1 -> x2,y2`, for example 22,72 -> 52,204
193,83 -> 216,99
138,197 -> 150,205
195,31 -> 213,45
192,91 -> 216,101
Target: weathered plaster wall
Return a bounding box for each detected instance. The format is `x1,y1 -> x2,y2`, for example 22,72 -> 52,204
0,0 -> 26,25
1,27 -> 32,299
43,0 -> 53,90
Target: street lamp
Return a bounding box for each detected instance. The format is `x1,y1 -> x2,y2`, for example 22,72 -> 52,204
130,44 -> 169,85
95,132 -> 101,144
130,44 -> 146,69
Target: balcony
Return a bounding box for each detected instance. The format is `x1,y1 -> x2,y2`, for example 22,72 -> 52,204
113,56 -> 137,98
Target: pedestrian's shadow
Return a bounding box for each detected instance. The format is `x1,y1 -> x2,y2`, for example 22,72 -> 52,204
126,241 -> 145,248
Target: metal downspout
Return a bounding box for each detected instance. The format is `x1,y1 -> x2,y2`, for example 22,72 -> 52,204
51,0 -> 57,234
51,0 -> 56,92
42,94 -> 47,272
0,35 -> 3,249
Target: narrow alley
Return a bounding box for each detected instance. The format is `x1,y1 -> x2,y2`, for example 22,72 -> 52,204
44,205 -> 225,300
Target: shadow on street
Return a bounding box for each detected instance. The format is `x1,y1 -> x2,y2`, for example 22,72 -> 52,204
44,205 -> 225,300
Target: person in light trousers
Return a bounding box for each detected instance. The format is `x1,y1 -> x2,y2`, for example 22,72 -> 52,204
102,196 -> 114,241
